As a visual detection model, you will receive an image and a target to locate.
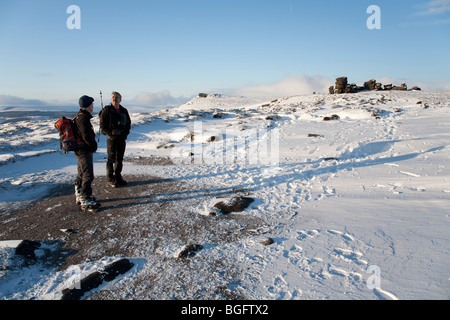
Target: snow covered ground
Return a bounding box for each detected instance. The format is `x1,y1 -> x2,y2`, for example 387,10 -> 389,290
0,90 -> 449,300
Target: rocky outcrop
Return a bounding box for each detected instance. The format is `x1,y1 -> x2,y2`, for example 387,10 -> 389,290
391,83 -> 408,91
329,77 -> 419,94
329,77 -> 359,94
333,77 -> 348,94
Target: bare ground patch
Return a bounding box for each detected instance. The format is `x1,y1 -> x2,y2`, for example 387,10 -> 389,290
0,166 -> 265,299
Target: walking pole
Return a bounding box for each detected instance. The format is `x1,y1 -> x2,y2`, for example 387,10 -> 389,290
98,90 -> 104,143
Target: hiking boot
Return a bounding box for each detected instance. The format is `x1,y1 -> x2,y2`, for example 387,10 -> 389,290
80,197 -> 101,212
108,180 -> 117,188
116,177 -> 128,186
75,185 -> 82,205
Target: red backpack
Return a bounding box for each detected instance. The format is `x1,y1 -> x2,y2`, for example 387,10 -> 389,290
55,114 -> 85,154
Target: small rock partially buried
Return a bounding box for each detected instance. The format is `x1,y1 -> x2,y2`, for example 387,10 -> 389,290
61,258 -> 134,300
15,240 -> 41,266
323,114 -> 340,121
178,244 -> 204,259
214,197 -> 255,215
308,133 -> 324,138
260,238 -> 274,246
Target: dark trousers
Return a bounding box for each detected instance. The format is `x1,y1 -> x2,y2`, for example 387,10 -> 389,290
75,151 -> 94,198
106,137 -> 126,181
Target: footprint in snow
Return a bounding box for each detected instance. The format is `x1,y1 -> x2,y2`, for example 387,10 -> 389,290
327,229 -> 355,242
333,248 -> 367,266
266,274 -> 300,300
284,244 -> 304,264
297,229 -> 320,240
328,264 -> 363,282
322,186 -> 336,195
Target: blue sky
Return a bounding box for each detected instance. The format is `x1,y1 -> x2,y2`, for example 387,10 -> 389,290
0,0 -> 449,110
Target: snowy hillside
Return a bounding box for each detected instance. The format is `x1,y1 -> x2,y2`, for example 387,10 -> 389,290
0,90 -> 449,300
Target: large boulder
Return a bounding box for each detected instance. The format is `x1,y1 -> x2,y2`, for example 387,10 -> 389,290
364,79 -> 377,90
329,86 -> 335,94
334,77 -> 348,94
392,83 -> 407,91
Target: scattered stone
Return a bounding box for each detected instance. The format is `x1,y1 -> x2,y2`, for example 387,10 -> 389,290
61,258 -> 134,300
214,197 -> 255,215
61,270 -> 103,300
261,238 -> 274,246
102,258 -> 135,282
60,229 -> 78,235
15,240 -> 40,266
178,244 -> 204,259
308,134 -> 324,138
323,114 -> 340,121
213,111 -> 223,119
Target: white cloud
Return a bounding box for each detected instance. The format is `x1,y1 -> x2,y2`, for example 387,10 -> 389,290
129,90 -> 191,111
234,75 -> 333,98
414,0 -> 450,15
0,95 -> 47,107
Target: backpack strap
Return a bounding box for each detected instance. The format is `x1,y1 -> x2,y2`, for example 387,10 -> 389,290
71,112 -> 84,143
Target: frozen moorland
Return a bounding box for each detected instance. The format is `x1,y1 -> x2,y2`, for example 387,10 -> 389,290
0,90 -> 449,300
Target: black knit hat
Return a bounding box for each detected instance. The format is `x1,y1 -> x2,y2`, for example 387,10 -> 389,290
79,95 -> 94,109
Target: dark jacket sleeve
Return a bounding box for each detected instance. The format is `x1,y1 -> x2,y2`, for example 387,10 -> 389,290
123,108 -> 131,139
99,107 -> 112,136
75,113 -> 98,153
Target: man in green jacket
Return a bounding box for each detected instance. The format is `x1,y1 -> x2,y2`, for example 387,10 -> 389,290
99,91 -> 131,187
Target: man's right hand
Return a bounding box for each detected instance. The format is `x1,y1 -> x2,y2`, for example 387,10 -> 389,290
112,129 -> 122,136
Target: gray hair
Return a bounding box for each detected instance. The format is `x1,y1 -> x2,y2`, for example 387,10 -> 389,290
111,91 -> 122,99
